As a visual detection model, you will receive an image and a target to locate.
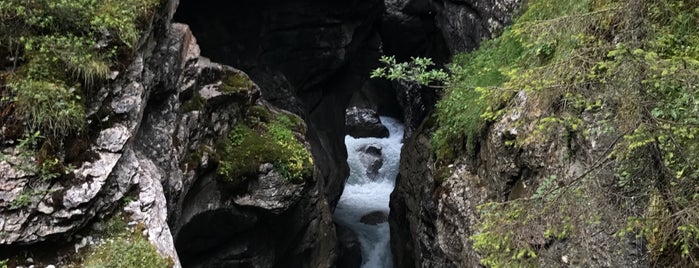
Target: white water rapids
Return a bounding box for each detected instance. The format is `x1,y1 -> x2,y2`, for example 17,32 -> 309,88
333,117 -> 404,268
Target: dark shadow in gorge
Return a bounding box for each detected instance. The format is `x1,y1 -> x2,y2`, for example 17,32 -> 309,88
172,0 -> 451,267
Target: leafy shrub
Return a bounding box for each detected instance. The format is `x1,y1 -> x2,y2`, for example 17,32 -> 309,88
370,56 -> 449,87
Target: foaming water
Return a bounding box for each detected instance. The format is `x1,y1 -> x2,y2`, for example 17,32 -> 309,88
334,117 -> 404,268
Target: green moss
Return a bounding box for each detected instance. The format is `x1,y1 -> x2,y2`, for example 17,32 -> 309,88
275,113 -> 305,133
432,29 -> 524,162
83,237 -> 170,268
216,124 -> 284,185
81,216 -> 170,268
247,105 -> 272,124
74,213 -> 173,268
216,109 -> 312,185
220,70 -> 254,93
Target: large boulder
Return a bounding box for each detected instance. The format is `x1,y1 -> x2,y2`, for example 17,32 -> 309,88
346,107 -> 390,138
360,210 -> 388,225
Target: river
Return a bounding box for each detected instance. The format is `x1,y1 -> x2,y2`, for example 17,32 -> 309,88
333,117 -> 404,268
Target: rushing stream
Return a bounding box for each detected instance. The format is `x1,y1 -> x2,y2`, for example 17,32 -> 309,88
334,117 -> 404,268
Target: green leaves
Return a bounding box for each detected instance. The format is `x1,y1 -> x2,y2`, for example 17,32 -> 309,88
371,55 -> 450,87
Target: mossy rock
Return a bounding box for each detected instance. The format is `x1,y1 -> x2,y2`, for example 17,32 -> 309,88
215,106 -> 313,186
247,105 -> 273,124
216,124 -> 286,185
220,70 -> 254,93
2,0 -> 161,139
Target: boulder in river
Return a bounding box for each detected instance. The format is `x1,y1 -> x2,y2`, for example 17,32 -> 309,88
357,144 -> 383,180
346,107 -> 390,138
360,211 -> 388,225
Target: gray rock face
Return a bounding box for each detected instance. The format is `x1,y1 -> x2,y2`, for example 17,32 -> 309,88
433,0 -> 521,53
233,164 -> 304,214
346,107 -> 390,138
394,80 -> 441,138
382,0 -> 450,63
357,144 -> 384,180
0,0 -> 179,254
0,9 -> 337,268
381,0 -> 521,60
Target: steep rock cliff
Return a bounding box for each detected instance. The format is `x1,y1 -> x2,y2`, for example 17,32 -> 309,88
393,91 -> 649,266
0,1 -> 337,267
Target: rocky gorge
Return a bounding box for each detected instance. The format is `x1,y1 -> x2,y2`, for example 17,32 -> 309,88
2,0 -> 697,267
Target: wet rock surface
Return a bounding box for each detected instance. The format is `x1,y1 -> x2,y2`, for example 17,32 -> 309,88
389,123 -> 454,268
346,107 -> 390,139
335,224 -> 362,268
360,211 -> 389,225
357,144 -> 384,181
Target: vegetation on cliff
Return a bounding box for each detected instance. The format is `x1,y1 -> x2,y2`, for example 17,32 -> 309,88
0,0 -> 161,137
77,214 -> 171,268
376,0 -> 698,266
461,0 -> 698,266
0,0 -> 160,195
0,0 -> 162,191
